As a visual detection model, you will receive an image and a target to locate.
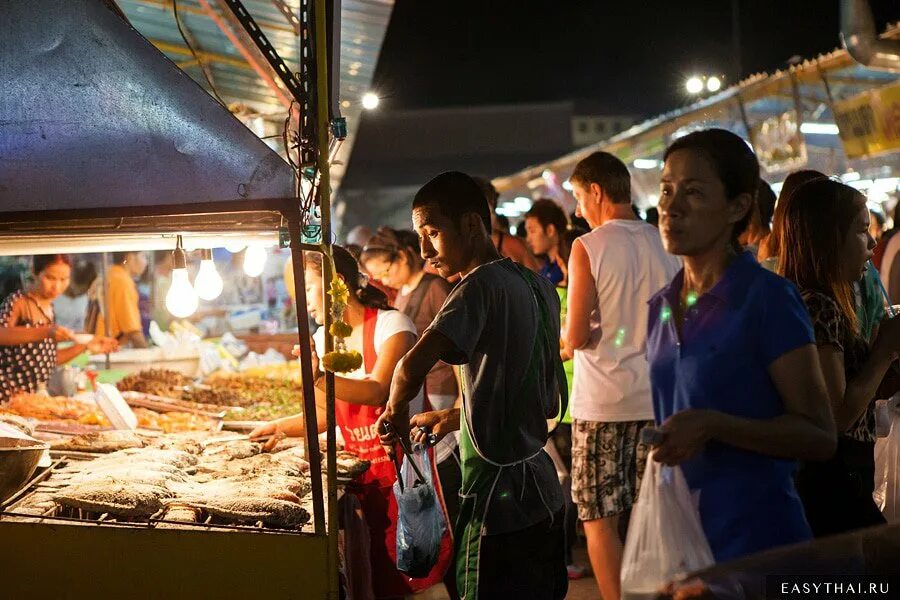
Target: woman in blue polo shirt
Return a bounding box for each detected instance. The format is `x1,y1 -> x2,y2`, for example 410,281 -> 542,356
647,129 -> 837,562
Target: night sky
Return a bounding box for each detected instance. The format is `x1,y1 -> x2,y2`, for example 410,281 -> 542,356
371,0 -> 898,116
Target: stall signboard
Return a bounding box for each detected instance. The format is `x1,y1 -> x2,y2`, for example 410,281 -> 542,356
751,111 -> 808,174
834,80 -> 900,160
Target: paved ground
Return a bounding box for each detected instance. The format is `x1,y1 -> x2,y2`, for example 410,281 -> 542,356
415,545 -> 601,599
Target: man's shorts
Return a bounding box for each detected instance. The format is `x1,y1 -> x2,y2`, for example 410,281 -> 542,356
571,419 -> 653,522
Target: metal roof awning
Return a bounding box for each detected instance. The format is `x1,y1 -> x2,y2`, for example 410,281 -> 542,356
493,22 -> 900,199
0,0 -> 295,219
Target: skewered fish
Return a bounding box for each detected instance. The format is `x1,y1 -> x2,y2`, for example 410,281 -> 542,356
53,481 -> 172,517
171,496 -> 309,528
50,431 -> 144,453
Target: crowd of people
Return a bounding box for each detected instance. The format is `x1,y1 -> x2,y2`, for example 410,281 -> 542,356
3,125 -> 891,599
253,126 -> 900,600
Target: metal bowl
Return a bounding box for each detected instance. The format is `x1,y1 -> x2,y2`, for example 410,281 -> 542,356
0,438 -> 48,505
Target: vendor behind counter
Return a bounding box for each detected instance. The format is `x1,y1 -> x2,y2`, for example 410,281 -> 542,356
92,251 -> 149,348
0,254 -> 117,401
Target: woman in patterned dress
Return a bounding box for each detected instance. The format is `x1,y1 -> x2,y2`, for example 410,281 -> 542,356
0,254 -> 117,402
778,178 -> 900,536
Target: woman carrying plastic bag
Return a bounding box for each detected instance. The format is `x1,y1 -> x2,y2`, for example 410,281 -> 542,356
621,433 -> 714,598
874,396 -> 900,522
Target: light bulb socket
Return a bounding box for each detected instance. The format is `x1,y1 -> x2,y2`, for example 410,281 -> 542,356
200,248 -> 213,261
172,235 -> 187,270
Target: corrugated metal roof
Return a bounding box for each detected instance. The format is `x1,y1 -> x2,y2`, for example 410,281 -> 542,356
118,0 -> 394,191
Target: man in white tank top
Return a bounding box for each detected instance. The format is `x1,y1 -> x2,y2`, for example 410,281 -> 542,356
565,152 -> 680,600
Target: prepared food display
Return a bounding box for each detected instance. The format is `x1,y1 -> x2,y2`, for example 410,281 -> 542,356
116,369 -> 193,398
208,374 -> 304,422
1,393 -> 221,435
5,434 -> 370,530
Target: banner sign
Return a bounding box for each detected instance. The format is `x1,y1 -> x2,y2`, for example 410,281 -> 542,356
834,80 -> 900,160
752,111 -> 808,174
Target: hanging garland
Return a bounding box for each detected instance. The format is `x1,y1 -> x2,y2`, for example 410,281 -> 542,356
322,275 -> 362,373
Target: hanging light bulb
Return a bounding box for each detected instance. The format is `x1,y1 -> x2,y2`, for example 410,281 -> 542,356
243,244 -> 267,277
166,235 -> 199,318
194,249 -> 223,301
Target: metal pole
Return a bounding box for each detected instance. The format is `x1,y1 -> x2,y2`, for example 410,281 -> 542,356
101,252 -> 111,371
731,0 -> 742,82
736,92 -> 756,150
314,0 -> 339,595
287,218 -> 326,536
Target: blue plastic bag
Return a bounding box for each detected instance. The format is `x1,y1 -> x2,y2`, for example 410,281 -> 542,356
393,448 -> 446,578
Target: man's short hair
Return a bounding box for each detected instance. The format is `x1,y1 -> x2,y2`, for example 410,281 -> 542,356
525,199 -> 568,235
413,172 -> 492,233
570,151 -> 632,205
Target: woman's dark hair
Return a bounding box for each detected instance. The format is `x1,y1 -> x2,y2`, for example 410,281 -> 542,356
762,169 -> 826,260
563,225 -> 589,255
757,180 -> 777,227
664,128 -> 760,246
525,199 -> 573,262
304,245 -> 393,311
66,261 -> 98,298
360,227 -> 424,273
778,178 -> 866,332
33,254 -> 71,275
472,176 -> 500,211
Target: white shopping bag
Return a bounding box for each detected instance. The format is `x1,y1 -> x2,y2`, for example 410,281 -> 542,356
621,453 -> 715,598
874,403 -> 900,522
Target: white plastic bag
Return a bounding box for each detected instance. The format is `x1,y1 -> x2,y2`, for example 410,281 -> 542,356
873,403 -> 900,522
621,453 -> 714,598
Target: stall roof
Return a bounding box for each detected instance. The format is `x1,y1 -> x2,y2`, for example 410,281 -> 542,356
117,0 -> 395,193
493,22 -> 900,196
1,0 -> 296,219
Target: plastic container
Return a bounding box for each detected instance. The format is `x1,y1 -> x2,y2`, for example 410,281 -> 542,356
94,383 -> 138,430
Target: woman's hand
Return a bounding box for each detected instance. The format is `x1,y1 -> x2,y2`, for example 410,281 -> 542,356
87,337 -> 118,354
653,409 -> 718,466
249,418 -> 293,452
50,325 -> 75,342
410,409 -> 460,445
292,342 -> 320,375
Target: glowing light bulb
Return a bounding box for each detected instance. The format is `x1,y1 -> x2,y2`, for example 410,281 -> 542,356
194,249 -> 223,301
165,236 -> 199,318
243,245 -> 267,277
166,269 -> 199,318
685,76 -> 704,95
706,76 -> 722,92
362,92 -> 380,110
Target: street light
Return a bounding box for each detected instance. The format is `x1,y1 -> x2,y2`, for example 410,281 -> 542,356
362,92 -> 380,110
685,76 -> 704,95
706,76 -> 722,92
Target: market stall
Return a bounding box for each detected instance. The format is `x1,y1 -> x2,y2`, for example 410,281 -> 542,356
0,0 -> 342,596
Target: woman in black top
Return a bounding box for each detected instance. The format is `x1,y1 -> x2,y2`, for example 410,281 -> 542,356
779,178 -> 900,536
0,254 -> 117,401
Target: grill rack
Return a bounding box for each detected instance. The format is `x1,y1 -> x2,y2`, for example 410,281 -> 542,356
0,454 -> 317,535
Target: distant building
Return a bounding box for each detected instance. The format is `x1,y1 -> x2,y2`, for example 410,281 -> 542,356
338,100 -> 641,235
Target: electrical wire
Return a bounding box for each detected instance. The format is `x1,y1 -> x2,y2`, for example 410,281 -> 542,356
172,0 -> 228,107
